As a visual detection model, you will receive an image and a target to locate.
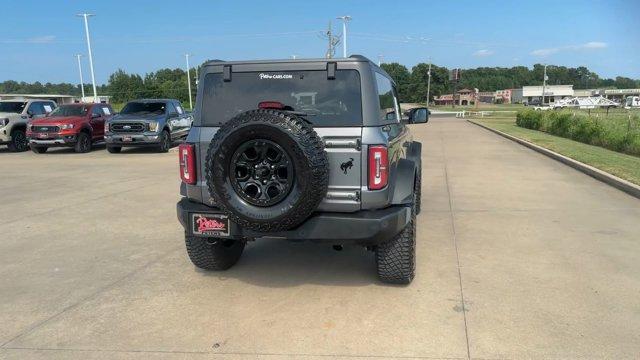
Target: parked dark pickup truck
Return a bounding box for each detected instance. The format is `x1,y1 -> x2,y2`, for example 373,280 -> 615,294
104,99 -> 192,153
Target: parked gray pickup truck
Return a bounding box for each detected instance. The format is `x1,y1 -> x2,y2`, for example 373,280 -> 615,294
176,56 -> 428,284
105,99 -> 191,153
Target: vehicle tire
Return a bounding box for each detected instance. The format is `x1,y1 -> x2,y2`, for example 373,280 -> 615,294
158,130 -> 171,153
31,146 -> 47,154
376,185 -> 417,284
107,146 -> 121,153
8,129 -> 28,152
185,235 -> 245,271
205,109 -> 329,232
74,132 -> 92,153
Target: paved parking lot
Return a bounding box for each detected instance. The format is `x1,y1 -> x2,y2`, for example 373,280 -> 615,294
1,117 -> 639,359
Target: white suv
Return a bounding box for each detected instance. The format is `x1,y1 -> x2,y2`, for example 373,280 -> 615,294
0,99 -> 56,151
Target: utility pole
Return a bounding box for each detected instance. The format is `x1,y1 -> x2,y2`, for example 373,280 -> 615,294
76,13 -> 98,103
426,58 -> 432,106
185,54 -> 193,109
75,54 -> 85,100
542,64 -> 548,105
322,21 -> 340,59
336,15 -> 351,58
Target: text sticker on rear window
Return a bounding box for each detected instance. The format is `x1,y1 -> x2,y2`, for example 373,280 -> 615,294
102,107 -> 111,115
43,105 -> 52,112
259,73 -> 293,80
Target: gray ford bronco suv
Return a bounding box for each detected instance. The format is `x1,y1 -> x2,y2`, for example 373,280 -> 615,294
176,56 -> 428,284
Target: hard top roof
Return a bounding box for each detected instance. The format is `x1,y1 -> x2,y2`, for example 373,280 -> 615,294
201,55 -> 393,83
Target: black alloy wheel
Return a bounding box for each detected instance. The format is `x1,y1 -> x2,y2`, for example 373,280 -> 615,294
229,139 -> 294,207
9,129 -> 28,152
75,132 -> 91,153
158,130 -> 171,153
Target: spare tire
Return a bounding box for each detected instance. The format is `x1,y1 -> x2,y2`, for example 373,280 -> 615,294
205,109 -> 329,232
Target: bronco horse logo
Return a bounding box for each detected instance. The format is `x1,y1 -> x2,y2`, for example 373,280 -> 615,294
340,158 -> 354,174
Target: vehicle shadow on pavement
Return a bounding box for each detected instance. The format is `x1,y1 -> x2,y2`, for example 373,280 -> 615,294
37,144 -> 108,154
196,239 -> 380,287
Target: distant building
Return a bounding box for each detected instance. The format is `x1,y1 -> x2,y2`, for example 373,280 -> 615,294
434,88 -> 477,106
477,91 -> 495,104
79,95 -> 111,104
0,94 -> 110,104
522,85 -> 574,104
495,89 -> 513,103
456,89 -> 475,105
0,93 -> 76,104
511,88 -> 523,103
603,88 -> 640,102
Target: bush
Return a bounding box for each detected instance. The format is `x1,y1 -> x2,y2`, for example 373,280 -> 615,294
515,109 -> 640,157
516,109 -> 543,130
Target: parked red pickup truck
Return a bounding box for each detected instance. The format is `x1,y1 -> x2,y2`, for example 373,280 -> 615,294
27,103 -> 114,153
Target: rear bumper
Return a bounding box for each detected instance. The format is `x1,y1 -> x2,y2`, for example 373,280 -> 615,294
176,198 -> 410,246
105,133 -> 160,147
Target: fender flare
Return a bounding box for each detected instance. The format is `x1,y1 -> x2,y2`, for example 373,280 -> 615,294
390,141 -> 422,205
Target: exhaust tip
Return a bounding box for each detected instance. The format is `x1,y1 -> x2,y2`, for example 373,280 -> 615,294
332,245 -> 343,251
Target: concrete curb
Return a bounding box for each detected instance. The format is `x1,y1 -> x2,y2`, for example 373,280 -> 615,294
468,119 -> 640,200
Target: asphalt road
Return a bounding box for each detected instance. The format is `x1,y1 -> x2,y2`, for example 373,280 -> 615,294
1,117 -> 639,359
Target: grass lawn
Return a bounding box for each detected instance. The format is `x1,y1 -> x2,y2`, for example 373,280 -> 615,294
472,116 -> 640,186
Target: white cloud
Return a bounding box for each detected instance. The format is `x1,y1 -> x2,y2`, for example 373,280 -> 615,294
579,41 -> 607,49
531,41 -> 607,57
531,48 -> 559,56
27,35 -> 56,44
473,49 -> 494,57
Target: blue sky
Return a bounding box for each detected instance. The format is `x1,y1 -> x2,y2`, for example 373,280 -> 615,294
1,0 -> 638,84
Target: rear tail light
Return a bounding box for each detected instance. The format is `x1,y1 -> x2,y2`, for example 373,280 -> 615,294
258,101 -> 285,110
368,145 -> 388,190
179,144 -> 196,185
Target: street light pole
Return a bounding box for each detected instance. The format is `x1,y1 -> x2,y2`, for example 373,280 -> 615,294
542,64 -> 548,105
194,63 -> 199,87
426,58 -> 432,106
75,54 -> 85,100
76,13 -> 98,103
185,54 -> 193,110
336,16 -> 351,58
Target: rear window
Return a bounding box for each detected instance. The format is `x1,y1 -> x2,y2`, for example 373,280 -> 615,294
121,102 -> 166,115
201,70 -> 362,126
0,102 -> 26,113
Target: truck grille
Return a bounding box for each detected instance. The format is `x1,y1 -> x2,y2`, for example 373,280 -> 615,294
32,125 -> 60,133
111,122 -> 145,133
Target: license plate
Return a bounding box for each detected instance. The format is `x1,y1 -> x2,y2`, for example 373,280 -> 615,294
37,133 -> 50,139
191,213 -> 230,237
122,136 -> 132,142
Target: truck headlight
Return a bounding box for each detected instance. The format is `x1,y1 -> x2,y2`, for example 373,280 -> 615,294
60,123 -> 75,130
148,121 -> 159,132
0,118 -> 8,127
104,122 -> 109,132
